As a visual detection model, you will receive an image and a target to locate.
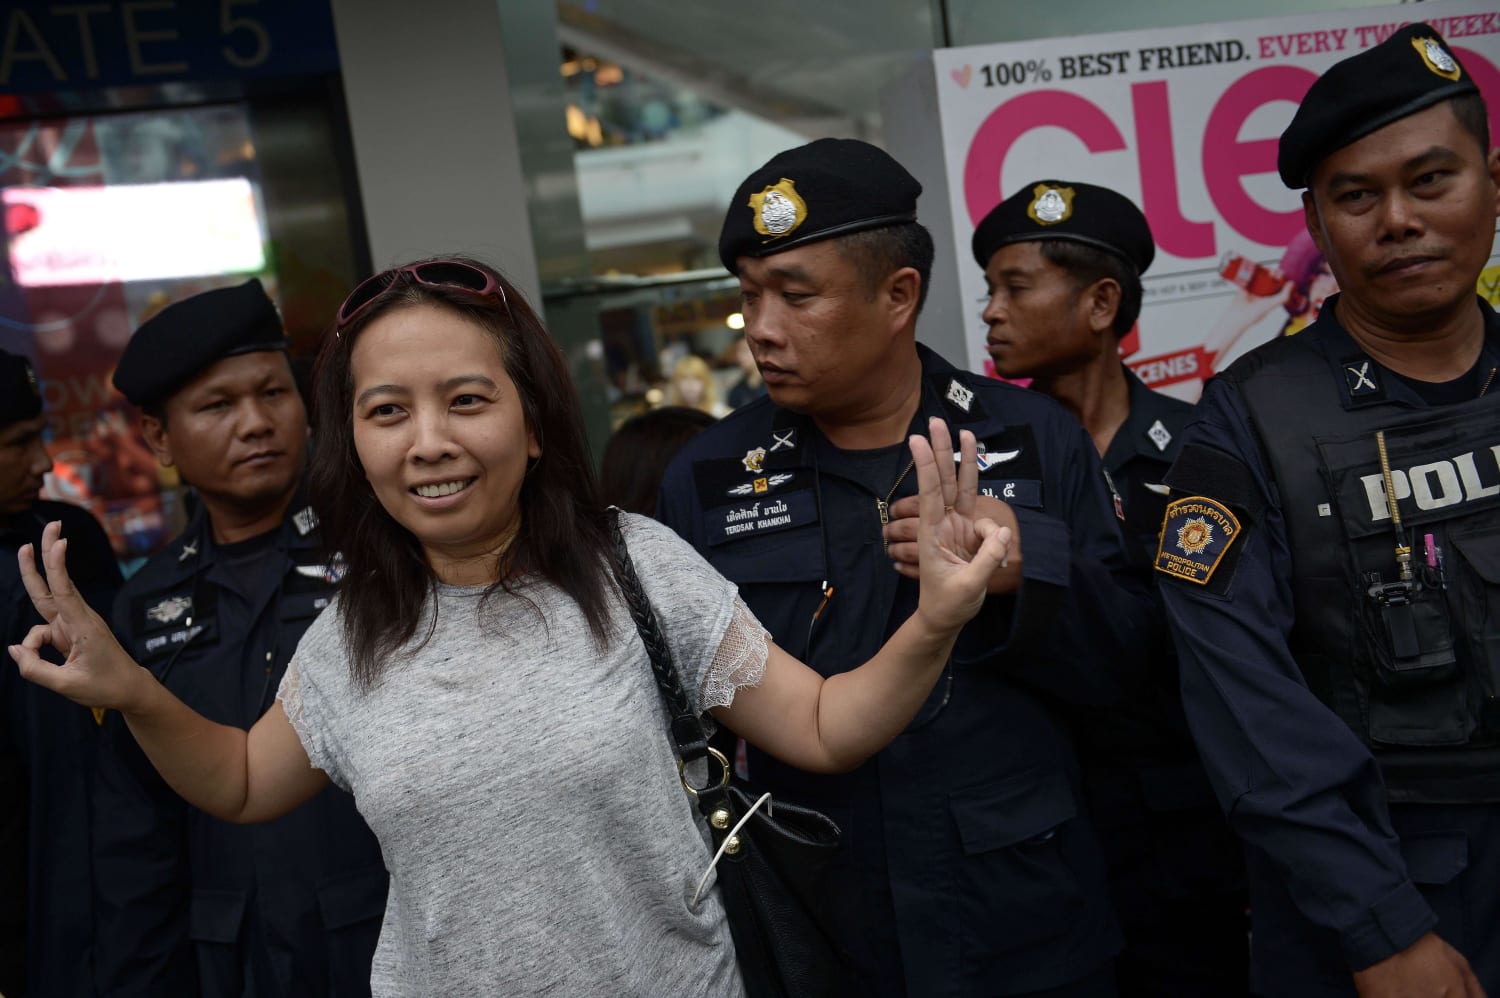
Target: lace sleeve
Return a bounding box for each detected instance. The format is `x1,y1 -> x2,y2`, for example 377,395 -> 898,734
276,658 -> 348,791
278,659 -> 307,731
697,597 -> 770,713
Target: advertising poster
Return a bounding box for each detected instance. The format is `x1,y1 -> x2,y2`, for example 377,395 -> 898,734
933,0 -> 1500,396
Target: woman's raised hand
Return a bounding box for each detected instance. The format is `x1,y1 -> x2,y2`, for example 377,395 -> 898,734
9,520 -> 146,711
908,417 -> 1012,634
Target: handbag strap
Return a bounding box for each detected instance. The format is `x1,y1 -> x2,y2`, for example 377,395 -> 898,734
608,509 -> 715,770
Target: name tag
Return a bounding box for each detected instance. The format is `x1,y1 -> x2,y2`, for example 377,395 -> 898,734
280,591 -> 333,622
141,618 -> 217,659
979,478 -> 1042,508
705,489 -> 818,546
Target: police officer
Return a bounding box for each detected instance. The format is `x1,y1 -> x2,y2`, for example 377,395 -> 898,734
95,281 -> 387,996
1157,25 -> 1500,997
971,184 -> 1248,995
0,349 -> 122,997
658,138 -> 1154,997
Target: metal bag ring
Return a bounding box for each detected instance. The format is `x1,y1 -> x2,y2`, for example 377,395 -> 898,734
678,746 -> 732,799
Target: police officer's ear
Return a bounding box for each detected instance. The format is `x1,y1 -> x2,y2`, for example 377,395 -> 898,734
1083,277 -> 1122,335
139,412 -> 176,470
1487,145 -> 1500,213
882,266 -> 922,328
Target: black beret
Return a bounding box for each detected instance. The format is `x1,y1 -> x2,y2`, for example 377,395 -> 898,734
114,279 -> 287,407
0,349 -> 43,427
1279,24 -> 1479,189
971,180 -> 1155,275
718,138 -> 922,273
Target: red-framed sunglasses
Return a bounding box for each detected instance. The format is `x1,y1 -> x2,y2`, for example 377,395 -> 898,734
336,260 -> 509,328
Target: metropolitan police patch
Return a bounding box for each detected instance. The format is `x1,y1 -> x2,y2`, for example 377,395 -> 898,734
1155,496 -> 1241,584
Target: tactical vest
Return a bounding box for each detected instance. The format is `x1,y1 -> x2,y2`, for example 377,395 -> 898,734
1230,340 -> 1500,804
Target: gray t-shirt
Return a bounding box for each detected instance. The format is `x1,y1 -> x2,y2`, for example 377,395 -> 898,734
279,515 -> 764,996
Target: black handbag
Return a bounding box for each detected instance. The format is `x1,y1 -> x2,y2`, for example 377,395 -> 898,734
609,511 -> 847,998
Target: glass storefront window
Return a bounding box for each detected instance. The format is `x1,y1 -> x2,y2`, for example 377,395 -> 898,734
1,95 -> 361,568
546,271 -> 754,431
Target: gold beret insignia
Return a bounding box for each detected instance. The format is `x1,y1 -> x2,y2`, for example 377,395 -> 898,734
749,178 -> 808,239
1412,36 -> 1461,81
1027,184 -> 1075,226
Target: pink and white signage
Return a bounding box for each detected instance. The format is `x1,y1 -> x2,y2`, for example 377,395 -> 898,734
933,1 -> 1500,395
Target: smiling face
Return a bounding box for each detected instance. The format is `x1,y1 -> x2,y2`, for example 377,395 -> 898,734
146,350 -> 306,517
350,303 -> 540,585
1303,100 -> 1500,332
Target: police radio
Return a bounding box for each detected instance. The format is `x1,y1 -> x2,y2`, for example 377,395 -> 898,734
1364,430 -> 1457,682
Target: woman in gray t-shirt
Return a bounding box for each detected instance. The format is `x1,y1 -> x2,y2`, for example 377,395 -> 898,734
11,257 -> 1011,995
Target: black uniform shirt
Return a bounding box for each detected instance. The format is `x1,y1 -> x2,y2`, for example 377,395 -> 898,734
1158,297 -> 1500,972
92,494 -> 387,998
658,344 -> 1155,996
1,500 -> 122,998
1101,366 -> 1194,567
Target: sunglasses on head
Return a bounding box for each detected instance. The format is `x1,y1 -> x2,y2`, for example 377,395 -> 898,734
336,260 -> 509,328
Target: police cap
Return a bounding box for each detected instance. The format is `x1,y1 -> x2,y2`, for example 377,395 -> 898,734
718,138 -> 922,273
971,180 -> 1155,275
0,349 -> 43,427
1278,24 -> 1479,189
114,279 -> 287,407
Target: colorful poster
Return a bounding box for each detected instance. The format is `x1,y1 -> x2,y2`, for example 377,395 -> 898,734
933,0 -> 1500,397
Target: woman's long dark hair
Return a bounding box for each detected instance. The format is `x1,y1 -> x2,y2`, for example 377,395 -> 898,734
309,256 -> 616,686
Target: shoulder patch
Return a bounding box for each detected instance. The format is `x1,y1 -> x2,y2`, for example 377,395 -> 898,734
1154,497 -> 1241,585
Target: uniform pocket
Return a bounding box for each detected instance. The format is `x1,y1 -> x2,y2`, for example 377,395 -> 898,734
950,768 -> 1077,853
187,887 -> 247,943
1399,830 -> 1471,953
1400,831 -> 1469,886
705,529 -> 826,659
1360,579 -> 1471,747
948,768 -> 1085,951
189,888 -> 247,994
318,867 -> 388,993
1359,583 -> 1458,690
316,866 -> 388,929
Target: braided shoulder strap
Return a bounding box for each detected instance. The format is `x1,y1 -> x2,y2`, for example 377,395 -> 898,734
609,509 -> 712,764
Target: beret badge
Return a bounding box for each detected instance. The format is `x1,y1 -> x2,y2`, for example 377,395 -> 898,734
1027,184 -> 1075,226
1412,37 -> 1461,81
25,362 -> 40,399
749,178 -> 808,239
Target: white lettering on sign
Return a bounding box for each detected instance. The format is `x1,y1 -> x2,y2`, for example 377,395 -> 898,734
1360,445 -> 1500,521
1409,461 -> 1463,511
1134,351 -> 1199,385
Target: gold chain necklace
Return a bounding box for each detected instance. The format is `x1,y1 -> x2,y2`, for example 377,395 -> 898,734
1479,366 -> 1497,398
